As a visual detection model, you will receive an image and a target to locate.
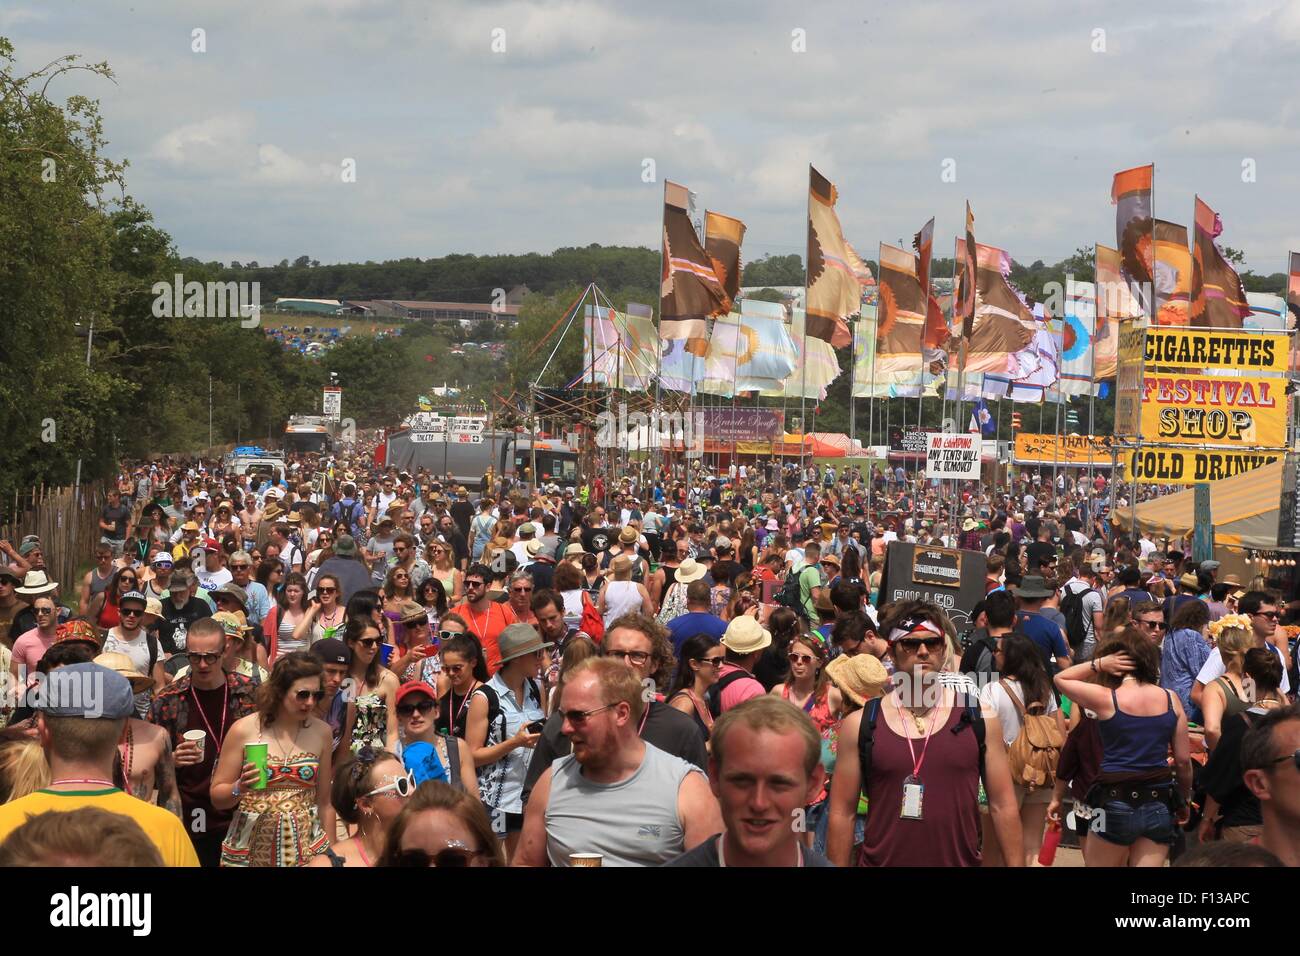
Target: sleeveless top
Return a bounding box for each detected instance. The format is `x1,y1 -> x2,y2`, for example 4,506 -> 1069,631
1215,676 -> 1251,720
88,568 -> 114,600
349,689 -> 388,754
860,706 -> 982,868
545,742 -> 695,867
661,563 -> 678,590
97,600 -> 122,630
1097,687 -> 1178,776
602,581 -> 642,626
668,689 -> 713,742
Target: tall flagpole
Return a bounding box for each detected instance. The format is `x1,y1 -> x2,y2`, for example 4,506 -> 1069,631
653,181 -> 665,480
800,165 -> 811,483
1087,260 -> 1099,526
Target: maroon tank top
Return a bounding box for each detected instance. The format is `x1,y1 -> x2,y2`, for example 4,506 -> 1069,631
859,704 -> 982,867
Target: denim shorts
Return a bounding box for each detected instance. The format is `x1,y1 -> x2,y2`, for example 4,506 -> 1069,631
1090,798 -> 1176,847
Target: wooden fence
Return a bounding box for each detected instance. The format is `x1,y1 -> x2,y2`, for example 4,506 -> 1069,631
0,483 -> 109,590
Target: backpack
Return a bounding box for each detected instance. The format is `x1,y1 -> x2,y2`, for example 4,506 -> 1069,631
333,498 -> 365,538
475,679 -> 545,746
857,697 -> 986,785
1059,583 -> 1094,651
1000,680 -> 1064,790
958,634 -> 999,683
656,581 -> 689,625
774,565 -> 812,615
579,592 -> 605,643
705,669 -> 752,719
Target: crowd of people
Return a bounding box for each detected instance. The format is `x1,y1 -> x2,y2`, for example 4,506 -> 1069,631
0,446 -> 1296,870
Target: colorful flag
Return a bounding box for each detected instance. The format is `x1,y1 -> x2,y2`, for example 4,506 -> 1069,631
1112,164 -> 1155,318
1189,196 -> 1250,330
805,166 -> 860,347
764,308 -> 841,400
875,242 -> 926,375
661,180 -> 728,355
1152,219 -> 1191,327
1093,243 -> 1136,379
956,202 -> 977,344
705,211 -> 746,316
968,397 -> 996,434
583,303 -> 658,389
700,300 -> 797,396
658,339 -> 701,393
1287,251 -> 1300,329
1058,285 -> 1097,396
964,242 -> 1035,374
913,217 -> 949,377
1244,292 -> 1287,331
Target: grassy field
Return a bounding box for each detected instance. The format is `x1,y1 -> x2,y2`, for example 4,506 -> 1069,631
260,311 -> 409,338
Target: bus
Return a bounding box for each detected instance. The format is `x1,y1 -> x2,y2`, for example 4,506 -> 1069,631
384,429 -> 578,488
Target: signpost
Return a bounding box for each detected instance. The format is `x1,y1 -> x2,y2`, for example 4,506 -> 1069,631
925,433 -> 980,480
322,386 -> 342,422
881,542 -> 988,632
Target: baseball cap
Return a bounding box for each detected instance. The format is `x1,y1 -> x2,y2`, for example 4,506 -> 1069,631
119,590 -> 148,609
151,553 -> 174,567
309,638 -> 352,666
396,681 -> 439,706
37,662 -> 135,719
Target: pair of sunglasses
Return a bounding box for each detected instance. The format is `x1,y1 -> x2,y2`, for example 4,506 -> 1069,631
396,699 -> 436,718
365,769 -> 416,799
295,689 -> 326,702
392,846 -> 483,867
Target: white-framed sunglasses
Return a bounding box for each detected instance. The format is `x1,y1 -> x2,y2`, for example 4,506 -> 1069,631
365,770 -> 416,799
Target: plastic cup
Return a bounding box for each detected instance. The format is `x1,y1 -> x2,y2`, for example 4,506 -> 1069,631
182,729 -> 206,760
569,853 -> 603,867
379,643 -> 395,666
244,743 -> 269,790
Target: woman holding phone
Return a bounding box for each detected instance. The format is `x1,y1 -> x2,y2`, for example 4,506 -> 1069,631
465,623 -> 549,859
211,653 -> 335,867
341,618 -> 400,755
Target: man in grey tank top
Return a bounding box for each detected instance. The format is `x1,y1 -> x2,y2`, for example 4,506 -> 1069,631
513,658 -> 721,867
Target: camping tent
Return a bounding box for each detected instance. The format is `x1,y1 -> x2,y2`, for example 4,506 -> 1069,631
1113,461 -> 1284,549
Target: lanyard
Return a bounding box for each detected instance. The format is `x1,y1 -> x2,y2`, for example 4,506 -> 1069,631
895,692 -> 942,780
190,681 -> 231,755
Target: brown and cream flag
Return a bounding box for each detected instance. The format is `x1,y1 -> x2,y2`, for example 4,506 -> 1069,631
806,166 -> 860,348
661,180 -> 728,355
876,242 -> 926,374
1189,196 -> 1250,330
1093,243 -> 1139,379
965,242 -> 1035,374
1152,219 -> 1192,327
1111,164 -> 1155,319
705,211 -> 746,317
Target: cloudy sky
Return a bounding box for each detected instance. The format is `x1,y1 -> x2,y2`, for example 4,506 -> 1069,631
7,0 -> 1300,278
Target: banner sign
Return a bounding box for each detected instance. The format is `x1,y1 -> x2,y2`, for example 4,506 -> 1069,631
900,429 -> 929,453
1013,433 -> 1113,466
697,407 -> 785,442
322,387 -> 342,422
1139,373 -> 1287,448
925,433 -> 981,479
882,542 -> 987,631
1143,328 -> 1289,373
1127,448 -> 1282,484
1115,319 -> 1145,439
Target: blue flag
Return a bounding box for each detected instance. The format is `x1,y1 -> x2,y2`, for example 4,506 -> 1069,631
968,397 -> 996,435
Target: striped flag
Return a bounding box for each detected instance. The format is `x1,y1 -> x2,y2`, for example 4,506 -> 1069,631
661,180 -> 728,355
805,166 -> 860,347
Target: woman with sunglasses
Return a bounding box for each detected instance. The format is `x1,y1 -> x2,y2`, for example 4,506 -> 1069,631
667,634 -> 725,743
341,618 -> 400,755
255,558 -> 285,602
393,609 -> 461,690
383,566 -> 417,650
89,567 -> 139,632
378,780 -> 504,867
306,528 -> 335,575
265,572 -> 312,662
212,653 -> 334,867
292,573 -> 346,647
426,541 -> 462,604
394,682 -> 478,792
436,631 -> 488,739
309,747 -> 408,867
416,577 -> 448,630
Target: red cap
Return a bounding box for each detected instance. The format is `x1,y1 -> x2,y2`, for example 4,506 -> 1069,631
203,537 -> 221,550
396,681 -> 438,706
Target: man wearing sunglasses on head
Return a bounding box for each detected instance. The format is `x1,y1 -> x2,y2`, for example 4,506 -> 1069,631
149,617 -> 259,866
1241,703 -> 1300,867
1191,591 -> 1292,714
826,601 -> 1022,868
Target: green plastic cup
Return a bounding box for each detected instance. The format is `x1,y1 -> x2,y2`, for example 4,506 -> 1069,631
244,743 -> 270,790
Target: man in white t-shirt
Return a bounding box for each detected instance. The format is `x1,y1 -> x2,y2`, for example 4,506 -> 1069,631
1191,592 -> 1291,712
1060,562 -> 1106,659
1138,534 -> 1157,560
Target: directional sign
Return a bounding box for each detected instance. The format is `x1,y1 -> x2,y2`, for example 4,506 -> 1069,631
453,433 -> 484,444
450,416 -> 485,433
408,432 -> 444,444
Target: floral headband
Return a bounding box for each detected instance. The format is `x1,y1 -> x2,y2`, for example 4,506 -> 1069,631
1206,614 -> 1251,641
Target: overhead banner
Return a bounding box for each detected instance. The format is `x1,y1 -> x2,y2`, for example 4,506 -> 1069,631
1140,373 -> 1287,448
925,433 -> 981,479
1127,448 -> 1282,485
1115,319 -> 1145,439
1014,433 -> 1112,466
1143,328 -> 1289,373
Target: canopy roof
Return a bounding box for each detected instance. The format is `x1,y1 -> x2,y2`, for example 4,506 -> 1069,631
1113,461 -> 1284,549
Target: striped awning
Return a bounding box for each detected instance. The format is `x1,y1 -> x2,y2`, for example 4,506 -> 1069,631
1113,461 -> 1283,548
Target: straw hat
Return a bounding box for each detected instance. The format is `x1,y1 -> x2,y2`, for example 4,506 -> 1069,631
721,615 -> 771,655
15,571 -> 58,596
93,651 -> 155,694
825,654 -> 890,708
675,558 -> 706,584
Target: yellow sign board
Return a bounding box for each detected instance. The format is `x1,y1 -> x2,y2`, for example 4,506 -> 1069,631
1143,328 -> 1290,373
1014,433 -> 1112,466
1139,373 -> 1287,448
1115,319 -> 1145,439
1127,448 -> 1282,485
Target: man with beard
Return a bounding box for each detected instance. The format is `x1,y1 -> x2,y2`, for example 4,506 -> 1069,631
513,657 -> 721,867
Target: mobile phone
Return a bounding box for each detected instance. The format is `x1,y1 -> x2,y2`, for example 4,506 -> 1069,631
525,720 -> 546,734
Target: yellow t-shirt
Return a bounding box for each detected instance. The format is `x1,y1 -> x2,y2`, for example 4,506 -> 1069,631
0,788 -> 200,867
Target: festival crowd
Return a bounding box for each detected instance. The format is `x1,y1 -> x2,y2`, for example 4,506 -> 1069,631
0,446 -> 1296,869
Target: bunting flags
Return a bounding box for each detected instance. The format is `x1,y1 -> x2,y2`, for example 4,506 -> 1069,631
661,180 -> 728,355
1112,164 -> 1155,318
699,299 -> 798,396
1152,219 -> 1192,327
875,242 -> 926,375
965,241 -> 1035,374
1093,243 -> 1136,379
764,308 -> 841,399
1189,196 -> 1250,330
705,211 -> 746,316
582,303 -> 659,389
805,166 -> 860,347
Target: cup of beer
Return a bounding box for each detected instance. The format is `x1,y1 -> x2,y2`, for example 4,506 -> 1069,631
244,742 -> 270,790
182,730 -> 206,760
569,853 -> 603,867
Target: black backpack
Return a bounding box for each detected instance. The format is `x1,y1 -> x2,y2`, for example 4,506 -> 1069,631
857,696 -> 986,785
774,565 -> 812,615
1059,583 -> 1094,651
958,634 -> 999,683
705,669 -> 751,719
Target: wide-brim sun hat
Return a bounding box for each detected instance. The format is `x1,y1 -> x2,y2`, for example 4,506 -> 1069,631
497,623 -> 553,664
721,615 -> 771,655
675,559 -> 706,584
825,653 -> 890,708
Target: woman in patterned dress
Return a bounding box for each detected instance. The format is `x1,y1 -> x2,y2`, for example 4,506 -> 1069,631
211,653 -> 335,866
341,618 -> 400,754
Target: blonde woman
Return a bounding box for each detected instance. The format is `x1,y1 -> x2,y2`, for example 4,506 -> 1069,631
0,739 -> 50,803
426,541 -> 462,604
1200,616 -> 1254,751
597,555 -> 651,628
